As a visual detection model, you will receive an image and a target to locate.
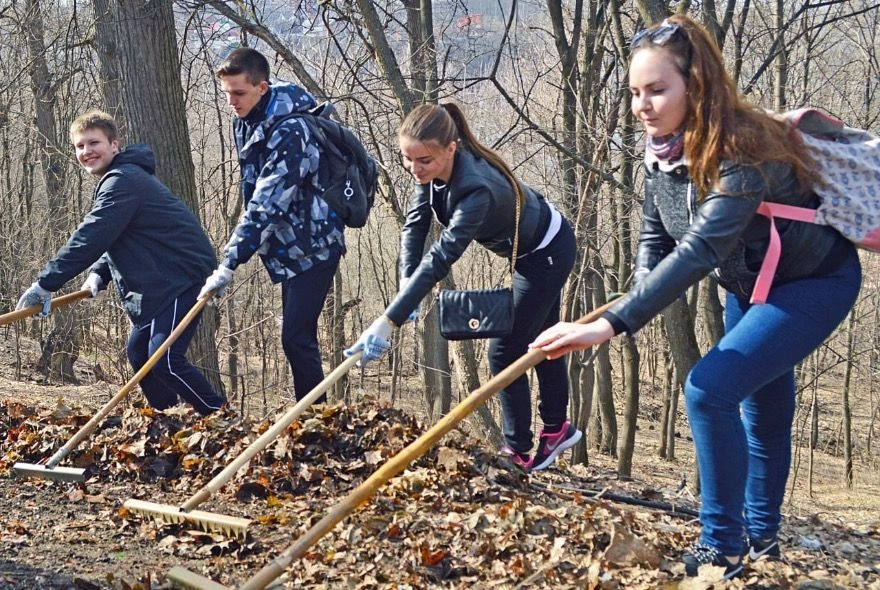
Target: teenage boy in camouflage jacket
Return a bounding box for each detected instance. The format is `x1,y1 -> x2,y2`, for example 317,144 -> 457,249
200,48 -> 345,404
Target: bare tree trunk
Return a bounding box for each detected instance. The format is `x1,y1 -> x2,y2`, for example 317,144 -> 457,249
617,335 -> 640,477
842,309 -> 855,488
24,0 -> 80,383
664,361 -> 679,461
451,339 -> 503,448
594,340 -> 617,455
99,0 -> 223,394
91,0 -> 126,126
662,296 -> 702,389
773,0 -> 788,111
327,269 -> 347,402
421,299 -> 452,422
658,346 -> 671,459
699,279 -> 724,345
634,0 -> 669,27
662,295 -> 702,488
570,346 -> 596,465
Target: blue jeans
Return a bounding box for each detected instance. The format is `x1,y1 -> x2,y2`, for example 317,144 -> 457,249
127,284 -> 226,415
492,218 -> 576,453
281,248 -> 341,402
685,245 -> 861,555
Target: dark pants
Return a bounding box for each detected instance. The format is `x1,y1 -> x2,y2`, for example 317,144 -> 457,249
127,284 -> 226,416
492,218 -> 576,453
281,249 -> 342,402
686,245 -> 861,555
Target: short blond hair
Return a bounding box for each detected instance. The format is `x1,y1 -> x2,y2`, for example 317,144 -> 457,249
69,109 -> 119,144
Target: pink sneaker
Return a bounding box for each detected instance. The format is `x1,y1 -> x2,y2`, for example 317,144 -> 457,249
532,420 -> 582,471
499,445 -> 533,471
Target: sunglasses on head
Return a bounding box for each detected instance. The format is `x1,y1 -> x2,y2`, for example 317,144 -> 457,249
631,21 -> 682,49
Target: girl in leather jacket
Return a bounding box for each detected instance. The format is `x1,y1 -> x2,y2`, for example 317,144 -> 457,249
346,103 -> 579,471
532,14 -> 861,580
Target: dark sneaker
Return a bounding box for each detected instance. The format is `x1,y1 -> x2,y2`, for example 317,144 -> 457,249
499,445 -> 533,470
682,543 -> 744,580
746,536 -> 780,561
531,421 -> 582,471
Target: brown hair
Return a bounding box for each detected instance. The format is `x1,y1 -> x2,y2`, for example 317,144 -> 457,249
631,14 -> 818,198
69,109 -> 119,144
215,47 -> 270,85
398,103 -> 525,205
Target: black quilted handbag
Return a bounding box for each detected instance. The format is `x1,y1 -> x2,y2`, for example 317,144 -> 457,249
437,287 -> 514,340
436,189 -> 523,341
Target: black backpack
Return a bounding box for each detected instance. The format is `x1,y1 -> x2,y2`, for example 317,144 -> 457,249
267,102 -> 378,228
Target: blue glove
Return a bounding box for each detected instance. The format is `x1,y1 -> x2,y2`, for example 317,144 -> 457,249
344,316 -> 393,366
80,272 -> 105,298
16,282 -> 52,317
399,277 -> 419,323
199,266 -> 234,300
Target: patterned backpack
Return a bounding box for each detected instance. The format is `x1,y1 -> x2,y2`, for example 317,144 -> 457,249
751,108 -> 880,303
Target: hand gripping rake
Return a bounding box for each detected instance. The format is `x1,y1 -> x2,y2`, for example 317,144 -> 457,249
12,292 -> 214,482
166,299 -> 618,590
123,350 -> 363,539
1,289 -> 91,326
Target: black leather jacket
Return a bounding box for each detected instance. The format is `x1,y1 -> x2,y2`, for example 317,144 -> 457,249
385,148 -> 551,326
605,156 -> 848,334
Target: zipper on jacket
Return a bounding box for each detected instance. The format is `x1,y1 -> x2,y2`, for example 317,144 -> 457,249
686,181 -> 695,224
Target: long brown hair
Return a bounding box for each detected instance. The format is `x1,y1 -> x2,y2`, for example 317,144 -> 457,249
631,14 -> 818,198
398,103 -> 525,205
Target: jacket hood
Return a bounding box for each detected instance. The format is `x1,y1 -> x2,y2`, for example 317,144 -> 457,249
111,144 -> 156,174
264,82 -> 317,125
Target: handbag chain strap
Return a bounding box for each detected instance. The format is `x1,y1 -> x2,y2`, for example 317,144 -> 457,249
509,183 -> 522,278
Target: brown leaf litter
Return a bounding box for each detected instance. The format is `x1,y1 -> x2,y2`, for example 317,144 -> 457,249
0,397 -> 878,589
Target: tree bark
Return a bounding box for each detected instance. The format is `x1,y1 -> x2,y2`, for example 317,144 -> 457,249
24,0 -> 80,383
102,0 -> 223,395
616,335 -> 640,477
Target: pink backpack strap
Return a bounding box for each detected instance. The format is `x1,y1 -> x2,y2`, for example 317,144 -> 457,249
751,202 -> 818,304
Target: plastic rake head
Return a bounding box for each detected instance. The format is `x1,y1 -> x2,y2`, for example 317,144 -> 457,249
166,566 -> 231,590
123,499 -> 251,540
12,462 -> 87,482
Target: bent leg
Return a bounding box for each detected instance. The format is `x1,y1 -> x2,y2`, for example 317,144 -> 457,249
688,250 -> 861,555
281,249 -> 341,402
138,285 -> 226,415
492,219 -> 576,452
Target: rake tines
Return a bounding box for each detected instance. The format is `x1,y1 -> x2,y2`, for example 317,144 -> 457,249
121,353 -> 363,540
124,499 -> 251,539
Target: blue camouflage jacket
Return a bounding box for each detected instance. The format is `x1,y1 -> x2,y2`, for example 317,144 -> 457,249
222,82 -> 345,281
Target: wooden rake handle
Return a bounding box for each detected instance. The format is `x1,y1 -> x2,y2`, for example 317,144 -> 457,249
45,292 -> 214,468
238,299 -> 620,590
181,350 -> 363,511
0,290 -> 91,326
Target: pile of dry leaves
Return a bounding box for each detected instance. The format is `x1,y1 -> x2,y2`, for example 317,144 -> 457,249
1,396 -> 878,589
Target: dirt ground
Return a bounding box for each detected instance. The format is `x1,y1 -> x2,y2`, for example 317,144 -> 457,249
1,331 -> 879,590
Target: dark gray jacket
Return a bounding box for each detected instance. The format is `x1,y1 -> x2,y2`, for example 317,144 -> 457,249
385,148 -> 551,326
37,145 -> 217,326
605,157 -> 848,334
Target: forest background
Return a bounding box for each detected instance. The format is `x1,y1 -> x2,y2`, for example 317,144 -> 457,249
1,0 -> 880,522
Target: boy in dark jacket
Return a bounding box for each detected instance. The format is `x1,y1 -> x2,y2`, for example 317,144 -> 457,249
16,110 -> 226,415
200,48 -> 345,404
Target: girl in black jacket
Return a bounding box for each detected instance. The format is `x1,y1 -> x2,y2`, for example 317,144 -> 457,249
532,15 -> 861,579
346,103 -> 579,471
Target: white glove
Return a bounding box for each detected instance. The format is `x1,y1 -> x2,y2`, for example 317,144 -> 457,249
80,272 -> 104,298
199,266 -> 234,300
15,282 -> 52,317
344,316 -> 394,366
399,277 -> 419,323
